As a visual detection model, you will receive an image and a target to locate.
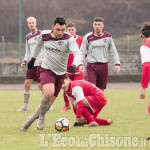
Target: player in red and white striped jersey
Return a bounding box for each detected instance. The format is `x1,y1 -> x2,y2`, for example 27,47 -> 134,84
61,22 -> 85,112
140,22 -> 150,117
62,75 -> 113,127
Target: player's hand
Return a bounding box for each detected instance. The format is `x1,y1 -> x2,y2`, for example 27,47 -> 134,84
39,58 -> 43,65
27,57 -> 36,70
21,61 -> 26,68
67,65 -> 76,75
115,65 -> 120,74
140,87 -> 146,99
79,65 -> 85,74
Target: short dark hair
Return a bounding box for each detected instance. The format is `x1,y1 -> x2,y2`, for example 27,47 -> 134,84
93,17 -> 104,23
141,22 -> 150,37
67,22 -> 76,28
54,17 -> 66,26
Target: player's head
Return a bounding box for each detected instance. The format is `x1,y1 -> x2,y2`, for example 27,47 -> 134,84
141,22 -> 150,42
93,17 -> 104,35
67,22 -> 77,37
52,17 -> 66,39
27,17 -> 37,32
62,74 -> 70,92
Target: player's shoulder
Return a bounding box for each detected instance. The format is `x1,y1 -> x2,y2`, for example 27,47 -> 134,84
84,31 -> 93,39
41,30 -> 51,35
103,31 -> 112,37
142,38 -> 150,48
63,31 -> 73,40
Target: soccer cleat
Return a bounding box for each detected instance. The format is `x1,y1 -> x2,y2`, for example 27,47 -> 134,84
37,118 -> 45,130
61,105 -> 71,112
88,121 -> 98,127
20,116 -> 32,131
17,106 -> 29,111
49,106 -> 53,111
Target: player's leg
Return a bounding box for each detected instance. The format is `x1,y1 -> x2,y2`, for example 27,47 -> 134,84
97,63 -> 108,90
37,69 -> 65,130
37,83 -> 54,130
20,96 -> 56,131
17,79 -> 33,111
86,63 -> 97,85
72,100 -> 98,127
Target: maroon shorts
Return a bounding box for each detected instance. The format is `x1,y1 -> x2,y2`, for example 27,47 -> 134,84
67,71 -> 85,81
40,68 -> 66,97
85,92 -> 107,117
87,62 -> 108,89
26,66 -> 41,83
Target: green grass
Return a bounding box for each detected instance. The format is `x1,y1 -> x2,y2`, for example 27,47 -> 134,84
0,89 -> 150,150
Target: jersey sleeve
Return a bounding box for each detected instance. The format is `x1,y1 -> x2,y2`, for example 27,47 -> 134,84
24,38 -> 30,62
68,37 -> 83,67
72,86 -> 85,118
141,62 -> 150,88
80,35 -> 88,62
109,37 -> 120,65
32,34 -> 44,59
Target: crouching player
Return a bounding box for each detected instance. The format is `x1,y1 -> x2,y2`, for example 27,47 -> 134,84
62,75 -> 113,127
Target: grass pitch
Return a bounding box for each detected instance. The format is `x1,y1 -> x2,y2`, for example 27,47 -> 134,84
0,89 -> 150,150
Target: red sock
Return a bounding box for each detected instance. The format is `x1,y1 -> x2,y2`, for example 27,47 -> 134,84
148,105 -> 150,116
93,117 -> 108,125
82,107 -> 94,123
63,92 -> 70,107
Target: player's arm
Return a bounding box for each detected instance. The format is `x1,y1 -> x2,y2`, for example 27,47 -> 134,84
140,62 -> 150,99
72,86 -> 85,119
68,37 -> 83,74
27,34 -> 43,70
21,38 -> 30,68
109,37 -> 120,74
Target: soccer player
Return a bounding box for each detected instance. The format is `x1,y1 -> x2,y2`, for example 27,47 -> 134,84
17,17 -> 44,111
61,22 -> 85,112
139,22 -> 150,116
62,74 -> 113,127
79,17 -> 120,91
20,17 -> 83,131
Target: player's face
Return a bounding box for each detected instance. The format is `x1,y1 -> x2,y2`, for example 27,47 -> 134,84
93,21 -> 104,35
52,23 -> 66,39
62,79 -> 70,91
27,20 -> 37,31
67,27 -> 77,37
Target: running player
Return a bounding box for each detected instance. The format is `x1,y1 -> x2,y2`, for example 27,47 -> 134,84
20,17 -> 83,131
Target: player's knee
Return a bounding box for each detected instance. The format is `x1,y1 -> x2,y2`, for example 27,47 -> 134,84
44,91 -> 54,99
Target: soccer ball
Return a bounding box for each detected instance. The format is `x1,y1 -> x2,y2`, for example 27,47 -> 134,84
55,118 -> 70,131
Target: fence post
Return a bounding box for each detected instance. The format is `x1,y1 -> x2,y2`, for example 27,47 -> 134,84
1,36 -> 5,75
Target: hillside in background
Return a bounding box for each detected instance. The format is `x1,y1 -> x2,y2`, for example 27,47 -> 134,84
0,0 -> 150,40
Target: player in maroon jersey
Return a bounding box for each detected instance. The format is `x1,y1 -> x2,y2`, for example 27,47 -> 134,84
17,17 -> 44,111
62,74 -> 113,127
61,22 -> 85,112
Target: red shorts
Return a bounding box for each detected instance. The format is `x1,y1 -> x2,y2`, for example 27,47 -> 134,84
40,68 -> 66,97
26,66 -> 41,83
67,71 -> 85,81
85,92 -> 107,117
87,62 -> 108,89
